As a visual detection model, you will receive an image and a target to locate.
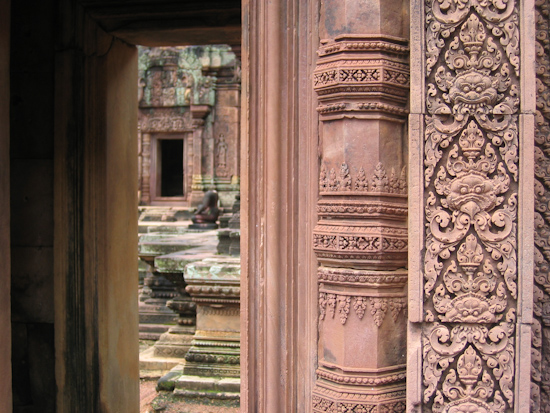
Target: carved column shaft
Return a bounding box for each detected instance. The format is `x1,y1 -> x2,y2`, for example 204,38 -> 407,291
141,132 -> 151,204
408,0 -> 535,411
312,1 -> 410,411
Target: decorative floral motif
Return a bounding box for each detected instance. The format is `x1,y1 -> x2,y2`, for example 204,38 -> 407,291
340,163 -> 352,191
425,7 -> 519,186
353,297 -> 368,320
423,1 -> 519,411
319,162 -> 407,194
369,298 -> 389,327
318,293 -> 406,327
423,310 -> 516,410
337,295 -> 351,324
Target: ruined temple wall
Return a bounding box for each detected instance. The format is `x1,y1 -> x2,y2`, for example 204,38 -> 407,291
137,46 -> 241,208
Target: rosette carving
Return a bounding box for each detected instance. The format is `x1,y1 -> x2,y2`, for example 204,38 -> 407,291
422,1 -> 519,410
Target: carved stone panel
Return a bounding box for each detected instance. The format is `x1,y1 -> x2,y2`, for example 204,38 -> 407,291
413,1 -> 531,411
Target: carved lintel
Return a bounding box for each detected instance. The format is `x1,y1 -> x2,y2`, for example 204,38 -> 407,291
138,108 -> 193,132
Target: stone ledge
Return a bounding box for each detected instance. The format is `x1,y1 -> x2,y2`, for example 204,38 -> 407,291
174,375 -> 240,399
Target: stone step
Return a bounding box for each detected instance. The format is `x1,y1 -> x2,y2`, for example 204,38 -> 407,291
139,347 -> 183,379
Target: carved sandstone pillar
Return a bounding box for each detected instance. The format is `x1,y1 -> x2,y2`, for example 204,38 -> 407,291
312,1 -> 410,410
408,0 -> 535,411
190,105 -> 211,206
141,132 -> 151,205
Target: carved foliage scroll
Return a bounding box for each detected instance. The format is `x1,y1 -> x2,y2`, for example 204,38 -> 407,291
423,1 -> 519,411
532,1 -> 550,411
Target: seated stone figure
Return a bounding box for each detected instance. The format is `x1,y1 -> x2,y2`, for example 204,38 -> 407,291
189,191 -> 220,229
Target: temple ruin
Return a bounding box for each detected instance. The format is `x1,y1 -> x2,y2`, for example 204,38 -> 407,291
3,0 -> 550,412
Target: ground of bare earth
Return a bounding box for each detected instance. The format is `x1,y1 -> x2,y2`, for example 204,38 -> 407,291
140,379 -> 240,413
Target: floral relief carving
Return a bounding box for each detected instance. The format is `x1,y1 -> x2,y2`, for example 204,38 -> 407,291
339,163 -> 352,191
389,298 -> 407,322
318,293 -> 406,327
423,310 -> 516,410
353,297 -> 368,320
369,298 -> 388,327
423,1 -> 520,411
337,295 -> 351,324
425,7 -> 519,186
355,167 -> 368,191
319,161 -> 407,194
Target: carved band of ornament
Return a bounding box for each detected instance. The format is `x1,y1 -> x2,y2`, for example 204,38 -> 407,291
317,102 -> 409,117
315,223 -> 407,235
154,347 -> 190,357
317,200 -> 407,219
193,298 -> 239,305
317,267 -> 407,287
139,115 -> 193,132
317,37 -> 409,57
199,307 -> 240,317
421,2 -> 521,410
193,340 -> 240,348
316,86 -> 409,100
316,207 -> 406,221
149,291 -> 178,299
185,285 -> 240,297
313,386 -> 406,403
314,252 -> 407,271
314,68 -> 409,88
181,368 -> 240,380
312,395 -> 406,413
315,369 -> 406,387
318,292 -> 406,326
185,353 -> 240,364
320,162 -> 407,195
316,59 -> 408,71
313,234 -> 407,254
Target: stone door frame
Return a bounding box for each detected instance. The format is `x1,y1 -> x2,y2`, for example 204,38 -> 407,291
148,132 -> 191,205
1,0 -> 319,411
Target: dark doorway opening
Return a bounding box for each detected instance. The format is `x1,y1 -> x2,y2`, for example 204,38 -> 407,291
160,139 -> 184,197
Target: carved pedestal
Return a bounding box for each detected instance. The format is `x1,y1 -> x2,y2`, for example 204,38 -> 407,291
138,257 -> 178,340
174,257 -> 241,399
151,271 -> 196,359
